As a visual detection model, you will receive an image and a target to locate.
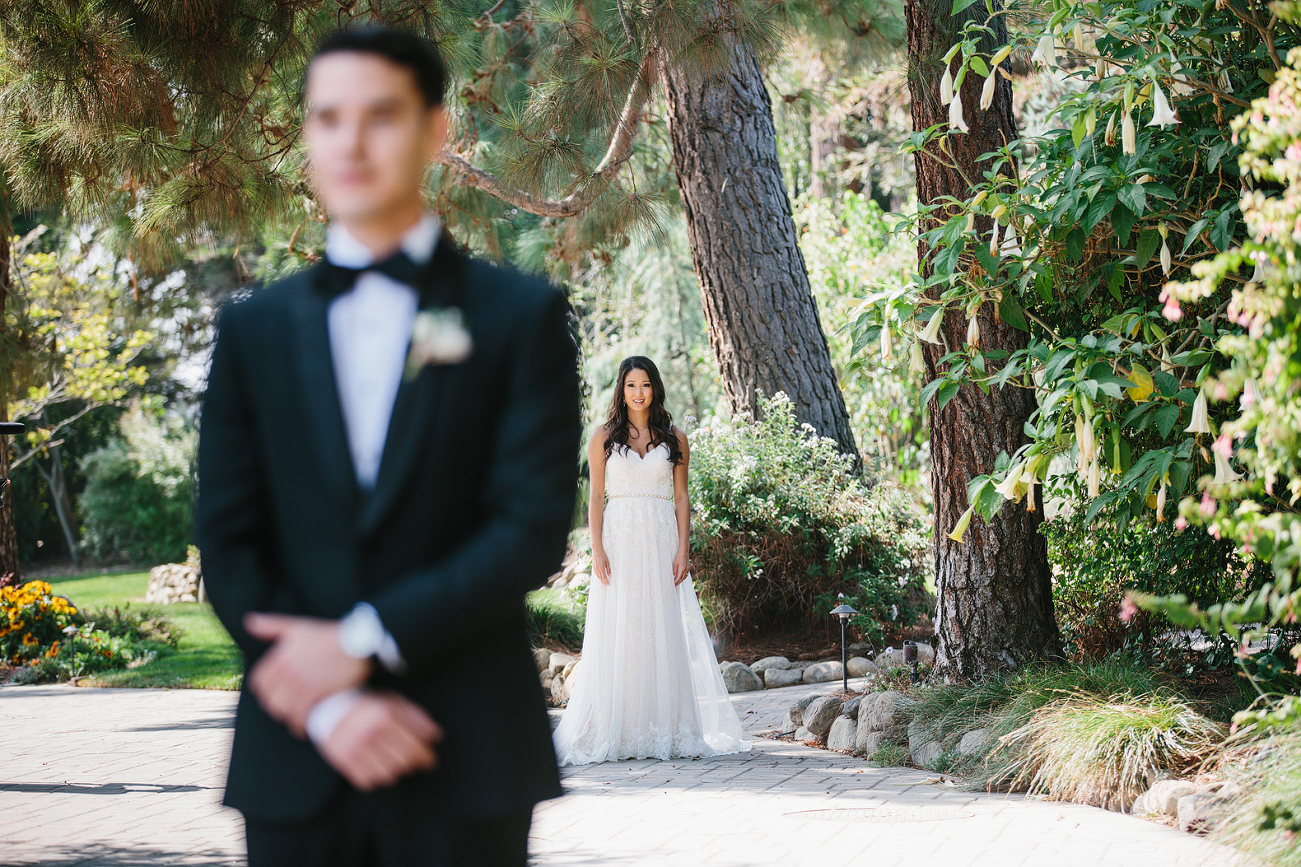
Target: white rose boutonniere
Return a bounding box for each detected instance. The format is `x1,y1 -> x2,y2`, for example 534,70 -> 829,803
405,307 -> 473,379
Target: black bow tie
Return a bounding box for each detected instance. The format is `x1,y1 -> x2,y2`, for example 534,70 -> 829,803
315,248 -> 426,298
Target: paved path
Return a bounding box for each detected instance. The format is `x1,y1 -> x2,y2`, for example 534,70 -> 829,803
1,680 -> 1230,866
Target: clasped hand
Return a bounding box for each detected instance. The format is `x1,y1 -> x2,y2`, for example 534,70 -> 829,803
244,612 -> 443,791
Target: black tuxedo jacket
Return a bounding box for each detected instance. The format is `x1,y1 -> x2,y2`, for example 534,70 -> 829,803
197,239 -> 579,822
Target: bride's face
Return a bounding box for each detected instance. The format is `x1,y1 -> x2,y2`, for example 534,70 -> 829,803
623,369 -> 653,413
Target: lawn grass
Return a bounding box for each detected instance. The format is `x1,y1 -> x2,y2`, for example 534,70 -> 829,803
48,570 -> 242,690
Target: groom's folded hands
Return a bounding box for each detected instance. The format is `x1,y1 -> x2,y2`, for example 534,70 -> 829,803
316,690 -> 444,791
244,612 -> 374,736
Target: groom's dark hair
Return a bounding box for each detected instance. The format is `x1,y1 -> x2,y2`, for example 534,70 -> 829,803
309,25 -> 447,107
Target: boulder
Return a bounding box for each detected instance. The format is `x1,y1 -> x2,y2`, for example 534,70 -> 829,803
847,642 -> 871,655
548,652 -> 576,676
765,668 -> 805,689
827,717 -> 857,751
802,696 -> 844,738
550,676 -> 566,703
958,729 -> 989,758
856,692 -> 882,724
1177,791 -> 1228,833
787,693 -> 822,727
784,708 -> 802,731
144,562 -> 204,605
533,648 -> 552,673
802,661 -> 844,684
840,695 -> 864,719
540,671 -> 553,690
562,660 -> 579,681
719,662 -> 764,693
874,647 -> 905,669
856,728 -> 886,755
915,643 -> 935,665
866,691 -> 915,732
912,741 -> 943,768
793,726 -> 814,742
846,657 -> 879,678
562,662 -> 581,700
751,656 -> 791,676
1132,781 -> 1197,817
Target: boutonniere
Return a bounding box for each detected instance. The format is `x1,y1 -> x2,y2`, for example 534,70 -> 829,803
405,307 -> 473,379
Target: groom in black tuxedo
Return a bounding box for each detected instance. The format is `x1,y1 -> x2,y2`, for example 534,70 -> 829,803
197,26 -> 579,866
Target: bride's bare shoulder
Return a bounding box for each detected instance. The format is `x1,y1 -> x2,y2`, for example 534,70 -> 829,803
588,425 -> 612,457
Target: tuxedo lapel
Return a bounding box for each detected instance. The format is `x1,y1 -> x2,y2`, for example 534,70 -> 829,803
290,271 -> 360,511
357,241 -> 469,538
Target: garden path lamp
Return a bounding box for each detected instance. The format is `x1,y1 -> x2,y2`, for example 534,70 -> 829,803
0,422 -> 22,508
903,640 -> 920,684
829,595 -> 859,694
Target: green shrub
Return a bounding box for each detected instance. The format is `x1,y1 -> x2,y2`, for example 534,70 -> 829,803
80,405 -> 195,565
526,588 -> 585,650
0,579 -> 77,665
688,392 -> 930,645
1043,509 -> 1269,660
75,604 -> 182,649
13,626 -> 165,683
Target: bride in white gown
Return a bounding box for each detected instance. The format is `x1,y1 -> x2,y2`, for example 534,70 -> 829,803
552,356 -> 749,765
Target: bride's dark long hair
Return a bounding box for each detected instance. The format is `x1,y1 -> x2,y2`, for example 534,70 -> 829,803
602,356 -> 683,465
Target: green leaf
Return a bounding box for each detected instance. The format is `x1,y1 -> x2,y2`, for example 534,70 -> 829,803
952,0 -> 980,14
1118,183 -> 1147,216
1135,228 -> 1160,268
968,56 -> 990,77
1210,209 -> 1235,251
1182,217 -> 1209,253
1086,192 -> 1119,232
1154,404 -> 1181,438
1111,204 -> 1138,245
935,380 -> 961,411
1065,226 -> 1087,262
998,295 -> 1028,331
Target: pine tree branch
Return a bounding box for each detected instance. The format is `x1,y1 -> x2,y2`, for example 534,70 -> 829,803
435,50 -> 659,218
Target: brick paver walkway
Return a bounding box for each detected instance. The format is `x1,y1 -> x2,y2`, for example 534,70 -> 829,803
2,679 -> 1230,866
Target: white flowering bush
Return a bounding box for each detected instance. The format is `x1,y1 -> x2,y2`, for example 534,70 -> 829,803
687,392 -> 929,646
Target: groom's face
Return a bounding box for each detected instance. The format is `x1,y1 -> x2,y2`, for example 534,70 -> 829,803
303,52 -> 448,222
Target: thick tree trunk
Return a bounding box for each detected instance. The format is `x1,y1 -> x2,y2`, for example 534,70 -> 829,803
659,37 -> 859,465
0,205 -> 19,583
907,0 -> 1060,677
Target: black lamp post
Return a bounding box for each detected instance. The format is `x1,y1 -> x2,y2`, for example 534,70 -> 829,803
829,594 -> 859,694
0,422 -> 22,508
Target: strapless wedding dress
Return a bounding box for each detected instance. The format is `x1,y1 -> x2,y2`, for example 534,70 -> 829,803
552,441 -> 750,765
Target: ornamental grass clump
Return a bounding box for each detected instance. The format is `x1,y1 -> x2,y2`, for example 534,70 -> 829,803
1215,724 -> 1301,867
998,693 -> 1225,811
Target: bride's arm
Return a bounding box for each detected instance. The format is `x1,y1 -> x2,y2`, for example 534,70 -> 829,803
671,427 -> 691,586
588,428 -> 611,585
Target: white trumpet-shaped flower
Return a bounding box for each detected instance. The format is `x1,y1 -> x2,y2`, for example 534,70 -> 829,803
918,308 -> 945,344
966,314 -> 981,349
940,65 -> 954,106
1242,378 -> 1263,409
1074,23 -> 1085,51
1185,390 -> 1211,434
1105,111 -> 1118,146
1087,456 -> 1101,498
1155,479 -> 1167,520
1076,413 -> 1097,464
880,324 -> 893,361
1122,109 -> 1136,154
1213,450 -> 1243,484
1147,81 -> 1179,127
909,340 -> 926,375
1031,33 -> 1057,67
1001,220 -> 1021,257
989,219 -> 1001,257
980,68 -> 998,110
949,93 -> 969,133
993,462 -> 1026,502
964,211 -> 975,234
1250,255 -> 1266,284
1160,237 -> 1172,275
948,506 -> 974,544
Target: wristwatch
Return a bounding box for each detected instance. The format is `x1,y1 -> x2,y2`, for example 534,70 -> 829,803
337,603 -> 386,661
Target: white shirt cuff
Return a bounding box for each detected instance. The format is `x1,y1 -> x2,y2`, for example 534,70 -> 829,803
305,688 -> 364,748
340,602 -> 408,675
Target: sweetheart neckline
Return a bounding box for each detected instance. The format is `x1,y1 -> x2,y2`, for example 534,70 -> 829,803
621,441 -> 666,461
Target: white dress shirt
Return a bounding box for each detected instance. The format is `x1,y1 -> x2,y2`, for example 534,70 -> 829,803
305,213 -> 438,750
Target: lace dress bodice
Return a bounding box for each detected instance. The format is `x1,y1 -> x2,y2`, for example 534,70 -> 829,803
603,441 -> 674,500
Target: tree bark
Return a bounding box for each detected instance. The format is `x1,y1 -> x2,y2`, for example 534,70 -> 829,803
907,0 -> 1060,677
0,197 -> 19,583
659,35 -> 859,465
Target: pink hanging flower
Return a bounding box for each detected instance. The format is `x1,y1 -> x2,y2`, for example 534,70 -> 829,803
1174,516 -> 1188,530
1162,294 -> 1183,321
1200,492 -> 1217,518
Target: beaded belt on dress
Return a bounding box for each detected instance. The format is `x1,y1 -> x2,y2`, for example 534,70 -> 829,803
607,493 -> 673,501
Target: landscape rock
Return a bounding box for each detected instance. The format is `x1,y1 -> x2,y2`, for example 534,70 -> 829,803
874,647 -> 905,669
794,726 -> 814,742
847,642 -> 871,655
765,668 -> 805,689
840,696 -> 863,719
550,676 -> 566,703
856,727 -> 886,755
540,671 -> 553,690
802,696 -> 845,738
719,662 -> 764,693
1177,791 -> 1229,833
533,648 -> 552,673
856,692 -> 882,723
866,691 -> 915,732
846,657 -> 879,678
788,693 -> 822,728
958,729 -> 989,757
145,562 -> 204,605
1132,781 -> 1197,817
802,661 -> 844,684
915,643 -> 935,665
562,660 -> 579,681
548,652 -> 576,676
827,717 -> 857,751
912,741 -> 943,768
562,662 -> 581,700
750,656 -> 791,676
